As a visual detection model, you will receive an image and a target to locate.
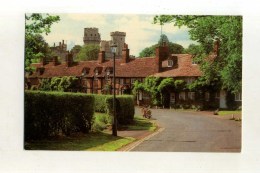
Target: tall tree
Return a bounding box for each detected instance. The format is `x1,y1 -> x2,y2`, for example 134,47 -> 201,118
154,15 -> 242,93
25,13 -> 60,72
75,44 -> 100,61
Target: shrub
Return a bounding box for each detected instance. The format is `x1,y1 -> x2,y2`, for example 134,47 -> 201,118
92,113 -> 112,132
105,95 -> 135,125
93,94 -> 112,113
24,91 -> 95,140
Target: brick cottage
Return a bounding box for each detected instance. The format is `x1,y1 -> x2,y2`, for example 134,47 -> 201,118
25,41 -> 241,109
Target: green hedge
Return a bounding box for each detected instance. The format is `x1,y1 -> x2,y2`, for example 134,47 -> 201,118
93,95 -> 112,113
105,95 -> 135,125
25,91 -> 95,140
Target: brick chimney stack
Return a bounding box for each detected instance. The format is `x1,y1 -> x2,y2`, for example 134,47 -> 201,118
98,50 -> 105,64
40,57 -> 47,66
66,51 -> 73,67
51,56 -> 58,66
156,42 -> 169,72
122,43 -> 129,63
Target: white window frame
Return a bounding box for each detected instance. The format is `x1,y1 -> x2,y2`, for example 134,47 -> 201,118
179,92 -> 186,100
188,92 -> 195,100
131,78 -> 136,84
168,60 -> 174,67
235,92 -> 242,101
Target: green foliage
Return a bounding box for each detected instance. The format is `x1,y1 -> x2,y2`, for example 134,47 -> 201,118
154,15 -> 242,93
92,113 -> 112,132
158,34 -> 170,45
139,34 -> 184,57
24,91 -> 95,140
105,95 -> 135,125
158,78 -> 175,92
75,44 -> 100,61
174,80 -> 186,91
71,45 -> 82,54
39,76 -> 79,92
25,13 -> 60,72
93,95 -> 112,113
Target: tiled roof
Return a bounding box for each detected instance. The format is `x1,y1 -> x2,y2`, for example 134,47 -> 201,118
153,54 -> 202,77
30,57 -> 158,78
29,54 -> 202,78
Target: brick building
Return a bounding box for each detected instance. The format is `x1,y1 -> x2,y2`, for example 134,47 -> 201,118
26,42 -> 241,109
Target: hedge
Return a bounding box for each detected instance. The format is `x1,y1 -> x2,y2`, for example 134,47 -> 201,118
105,95 -> 135,125
93,94 -> 112,113
24,91 -> 95,140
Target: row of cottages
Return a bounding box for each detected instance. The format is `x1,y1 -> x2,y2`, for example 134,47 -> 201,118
26,43 -> 241,109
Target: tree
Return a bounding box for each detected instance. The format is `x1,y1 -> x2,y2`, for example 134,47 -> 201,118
158,34 -> 170,45
139,42 -> 184,58
153,15 -> 242,93
25,13 -> 60,72
75,44 -> 100,61
71,45 -> 82,55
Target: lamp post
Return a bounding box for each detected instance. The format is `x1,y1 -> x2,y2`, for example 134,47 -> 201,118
111,43 -> 117,136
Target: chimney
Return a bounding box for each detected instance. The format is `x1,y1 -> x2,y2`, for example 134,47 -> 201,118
155,43 -> 169,72
40,57 -> 47,66
122,43 -> 129,63
98,51 -> 105,64
213,38 -> 220,56
51,56 -> 58,66
66,51 -> 73,67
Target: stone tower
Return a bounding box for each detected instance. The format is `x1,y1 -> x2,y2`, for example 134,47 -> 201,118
83,27 -> 101,45
110,31 -> 126,56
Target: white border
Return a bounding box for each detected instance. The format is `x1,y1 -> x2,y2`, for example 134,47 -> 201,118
1,0 -> 260,172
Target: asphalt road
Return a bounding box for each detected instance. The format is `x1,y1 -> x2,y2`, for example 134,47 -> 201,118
131,108 -> 241,152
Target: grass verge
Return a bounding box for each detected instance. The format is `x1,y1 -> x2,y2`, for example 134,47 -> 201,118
218,110 -> 242,116
25,132 -> 135,151
121,115 -> 157,131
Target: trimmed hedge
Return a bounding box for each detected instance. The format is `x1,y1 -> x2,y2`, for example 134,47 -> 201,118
105,95 -> 135,125
94,95 -> 112,113
25,91 -> 95,140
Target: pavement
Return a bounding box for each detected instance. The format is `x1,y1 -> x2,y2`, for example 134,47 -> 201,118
118,107 -> 241,152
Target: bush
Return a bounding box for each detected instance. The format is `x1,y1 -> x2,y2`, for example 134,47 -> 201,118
105,95 -> 135,125
92,113 -> 112,132
93,94 -> 112,113
24,91 -> 95,140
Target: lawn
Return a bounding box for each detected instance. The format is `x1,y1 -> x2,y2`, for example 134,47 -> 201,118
122,115 -> 157,131
218,110 -> 242,116
25,132 -> 135,151
24,113 -> 155,151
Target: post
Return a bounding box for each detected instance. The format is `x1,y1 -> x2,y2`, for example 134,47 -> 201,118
112,52 -> 117,136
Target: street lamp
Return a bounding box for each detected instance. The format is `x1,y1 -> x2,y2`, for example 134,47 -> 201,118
111,43 -> 117,136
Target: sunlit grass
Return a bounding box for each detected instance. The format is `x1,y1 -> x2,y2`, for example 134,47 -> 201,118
25,132 -> 134,151
218,110 -> 242,116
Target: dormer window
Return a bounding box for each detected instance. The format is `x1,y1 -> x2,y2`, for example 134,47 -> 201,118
168,60 -> 174,67
95,69 -> 99,76
81,67 -> 89,76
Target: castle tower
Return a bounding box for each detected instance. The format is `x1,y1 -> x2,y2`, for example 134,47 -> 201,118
83,27 -> 101,45
110,31 -> 126,56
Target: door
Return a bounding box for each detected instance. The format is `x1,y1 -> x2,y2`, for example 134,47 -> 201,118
219,90 -> 227,108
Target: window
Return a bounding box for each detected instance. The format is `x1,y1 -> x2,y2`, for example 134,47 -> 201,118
168,60 -> 173,67
188,92 -> 195,100
179,92 -> 186,100
120,78 -> 124,85
131,78 -> 136,84
205,92 -> 210,101
186,78 -> 195,84
235,92 -> 242,101
192,58 -> 197,65
138,91 -> 143,101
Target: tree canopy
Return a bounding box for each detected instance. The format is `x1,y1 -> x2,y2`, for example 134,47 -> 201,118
139,34 -> 184,57
25,13 -> 60,72
154,15 -> 242,93
75,44 -> 100,61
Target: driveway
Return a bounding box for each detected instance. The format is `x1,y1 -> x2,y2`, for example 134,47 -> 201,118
131,108 -> 241,152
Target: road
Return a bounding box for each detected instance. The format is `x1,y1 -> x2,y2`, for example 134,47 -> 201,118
131,108 -> 241,152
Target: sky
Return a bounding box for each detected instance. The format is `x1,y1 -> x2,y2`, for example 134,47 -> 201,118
43,13 -> 197,57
